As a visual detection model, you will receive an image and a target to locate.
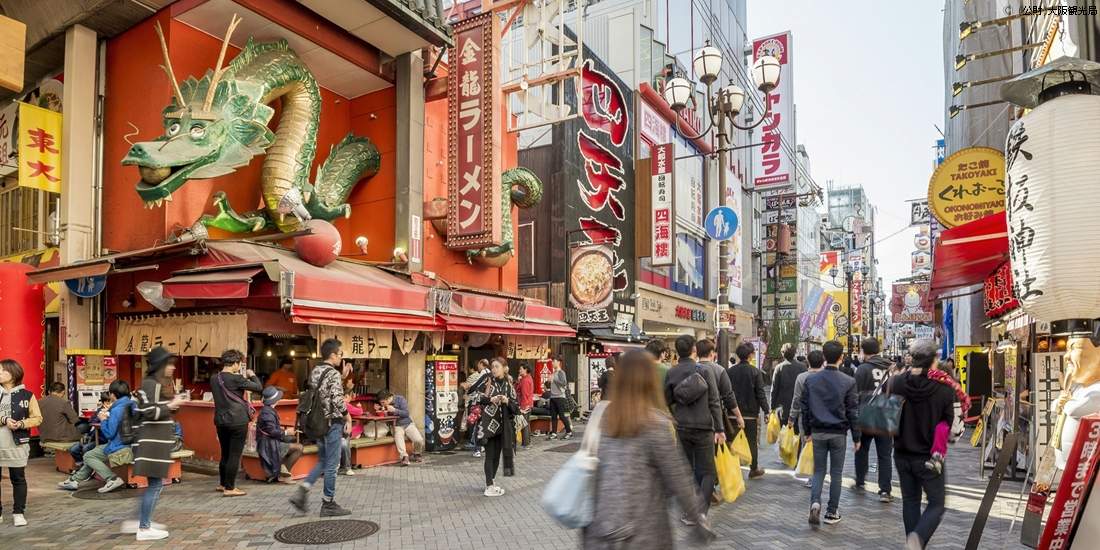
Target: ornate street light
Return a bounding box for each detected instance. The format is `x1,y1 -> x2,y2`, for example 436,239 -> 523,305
662,40 -> 781,368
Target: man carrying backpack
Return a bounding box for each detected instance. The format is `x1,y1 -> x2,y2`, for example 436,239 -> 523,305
289,338 -> 353,517
664,334 -> 725,521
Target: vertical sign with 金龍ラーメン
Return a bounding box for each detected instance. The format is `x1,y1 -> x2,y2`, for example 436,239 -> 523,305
751,32 -> 793,189
18,102 -> 63,194
447,14 -> 502,250
651,143 -> 674,266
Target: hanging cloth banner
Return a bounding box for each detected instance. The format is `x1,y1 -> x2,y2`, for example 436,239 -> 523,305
505,335 -> 547,359
116,312 -> 247,357
18,102 -> 63,194
316,326 -> 398,359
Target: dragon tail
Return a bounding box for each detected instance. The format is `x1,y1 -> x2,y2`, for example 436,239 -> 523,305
467,167 -> 544,266
306,132 -> 381,221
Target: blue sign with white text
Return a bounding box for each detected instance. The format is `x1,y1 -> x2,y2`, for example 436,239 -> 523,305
704,206 -> 738,242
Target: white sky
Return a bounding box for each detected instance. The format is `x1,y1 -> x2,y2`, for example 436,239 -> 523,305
747,0 -> 946,288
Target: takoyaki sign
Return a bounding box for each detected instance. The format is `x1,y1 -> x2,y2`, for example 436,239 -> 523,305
892,281 -> 933,324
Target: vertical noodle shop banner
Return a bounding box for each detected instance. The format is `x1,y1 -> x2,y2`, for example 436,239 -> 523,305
447,14 -> 503,249
116,313 -> 246,356
751,32 -> 793,190
18,102 -> 63,193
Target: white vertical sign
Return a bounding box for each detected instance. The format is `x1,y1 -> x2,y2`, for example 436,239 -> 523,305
651,143 -> 675,266
752,32 -> 793,189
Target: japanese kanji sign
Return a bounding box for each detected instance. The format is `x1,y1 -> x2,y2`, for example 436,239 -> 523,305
316,326 -> 410,360
447,14 -> 502,249
1038,414 -> 1100,550
116,312 -> 246,357
926,146 -> 1005,229
751,32 -> 793,189
651,143 -> 675,266
18,102 -> 63,194
505,335 -> 547,360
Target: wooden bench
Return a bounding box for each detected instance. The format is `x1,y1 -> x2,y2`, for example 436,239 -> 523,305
529,415 -> 564,436
41,441 -> 80,474
111,449 -> 195,488
241,445 -> 318,482
349,436 -> 412,467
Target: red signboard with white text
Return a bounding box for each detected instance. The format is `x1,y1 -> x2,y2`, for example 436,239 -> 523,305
751,32 -> 793,189
447,14 -> 502,249
1039,414 -> 1100,550
984,261 -> 1019,317
651,143 -> 675,266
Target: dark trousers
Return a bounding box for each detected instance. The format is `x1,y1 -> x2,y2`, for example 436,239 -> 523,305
677,428 -> 716,515
0,466 -> 27,514
733,418 -> 761,470
216,423 -> 249,490
895,455 -> 946,548
855,432 -> 893,494
549,397 -> 572,434
483,434 -> 504,486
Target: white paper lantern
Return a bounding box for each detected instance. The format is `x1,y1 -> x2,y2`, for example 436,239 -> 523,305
1005,93 -> 1100,322
914,232 -> 931,252
912,250 -> 932,270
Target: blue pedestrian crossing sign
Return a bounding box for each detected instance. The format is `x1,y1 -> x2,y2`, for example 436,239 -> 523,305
704,206 -> 738,242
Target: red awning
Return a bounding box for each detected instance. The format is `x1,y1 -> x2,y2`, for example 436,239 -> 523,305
25,241 -> 196,285
161,266 -> 266,299
441,292 -> 576,337
930,212 -> 1009,297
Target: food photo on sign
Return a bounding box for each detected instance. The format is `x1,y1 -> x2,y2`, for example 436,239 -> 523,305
569,243 -> 615,322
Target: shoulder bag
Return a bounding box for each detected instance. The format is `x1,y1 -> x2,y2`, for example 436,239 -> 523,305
218,373 -> 256,421
857,374 -> 904,437
673,364 -> 709,406
542,401 -> 609,528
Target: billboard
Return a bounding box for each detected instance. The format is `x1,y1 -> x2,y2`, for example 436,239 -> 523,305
751,32 -> 793,190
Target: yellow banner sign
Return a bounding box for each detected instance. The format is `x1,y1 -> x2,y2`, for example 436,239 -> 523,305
927,146 -> 1005,229
315,326 -> 418,359
825,290 -> 850,342
116,313 -> 247,357
17,102 -> 63,194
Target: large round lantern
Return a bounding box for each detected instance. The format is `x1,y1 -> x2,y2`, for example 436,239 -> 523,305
0,263 -> 46,396
294,220 -> 342,267
1001,59 -> 1100,322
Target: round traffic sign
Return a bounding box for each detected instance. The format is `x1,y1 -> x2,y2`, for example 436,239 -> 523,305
704,206 -> 738,241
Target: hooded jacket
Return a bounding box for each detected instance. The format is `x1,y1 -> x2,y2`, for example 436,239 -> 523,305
855,355 -> 894,395
890,370 -> 956,459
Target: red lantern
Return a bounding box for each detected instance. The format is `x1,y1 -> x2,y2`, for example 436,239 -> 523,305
294,220 -> 342,267
0,263 -> 46,397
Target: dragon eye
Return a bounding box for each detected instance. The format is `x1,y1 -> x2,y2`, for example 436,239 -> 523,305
167,123 -> 180,136
190,124 -> 206,138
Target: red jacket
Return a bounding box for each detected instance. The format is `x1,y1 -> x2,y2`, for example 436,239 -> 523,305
515,374 -> 534,410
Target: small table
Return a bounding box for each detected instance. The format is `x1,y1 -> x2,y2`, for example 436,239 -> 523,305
354,415 -> 399,440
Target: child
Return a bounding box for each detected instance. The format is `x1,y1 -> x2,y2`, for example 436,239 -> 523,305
255,387 -> 303,483
340,389 -> 364,475
925,367 -> 972,474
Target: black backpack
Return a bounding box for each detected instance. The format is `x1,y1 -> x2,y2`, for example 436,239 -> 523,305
119,402 -> 135,445
297,366 -> 336,440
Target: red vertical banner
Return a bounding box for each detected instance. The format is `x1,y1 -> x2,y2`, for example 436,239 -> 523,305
1039,414 -> 1100,549
447,14 -> 502,249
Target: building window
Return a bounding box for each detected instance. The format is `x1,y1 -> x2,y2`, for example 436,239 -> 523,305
0,178 -> 58,256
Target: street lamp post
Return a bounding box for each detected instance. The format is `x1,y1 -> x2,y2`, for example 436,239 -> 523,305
663,41 -> 780,368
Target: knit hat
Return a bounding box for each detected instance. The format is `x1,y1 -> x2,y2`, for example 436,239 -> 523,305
145,346 -> 174,375
262,386 -> 283,405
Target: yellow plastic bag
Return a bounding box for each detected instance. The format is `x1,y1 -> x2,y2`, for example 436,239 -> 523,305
766,411 -> 781,444
796,442 -> 815,476
777,426 -> 798,467
715,443 -> 745,503
731,430 -> 753,463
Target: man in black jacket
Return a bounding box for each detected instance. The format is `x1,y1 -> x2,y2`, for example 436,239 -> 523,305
664,334 -> 725,518
801,340 -> 861,526
890,339 -> 956,550
727,342 -> 769,478
771,343 -> 806,427
853,337 -> 896,502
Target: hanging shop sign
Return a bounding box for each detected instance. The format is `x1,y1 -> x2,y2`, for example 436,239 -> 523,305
927,146 -> 1006,229
613,312 -> 633,335
1005,93 -> 1100,322
316,326 -> 417,359
914,232 -> 931,251
558,53 -> 635,326
447,14 -> 503,249
637,287 -> 711,329
638,98 -> 670,145
763,292 -> 797,308
651,142 -> 675,266
851,278 -> 863,336
891,282 -> 933,323
751,32 -> 793,189
764,277 -> 797,294
811,293 -> 835,340
910,199 -> 930,226
505,335 -> 547,360
911,250 -> 932,271
914,325 -> 935,340
116,312 -> 246,356
984,262 -> 1019,317
824,292 -> 848,340
18,102 -> 63,194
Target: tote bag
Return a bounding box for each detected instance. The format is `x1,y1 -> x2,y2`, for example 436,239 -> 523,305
541,401 -> 609,528
857,375 -> 905,437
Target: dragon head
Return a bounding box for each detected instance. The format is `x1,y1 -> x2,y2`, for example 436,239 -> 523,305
122,18 -> 275,206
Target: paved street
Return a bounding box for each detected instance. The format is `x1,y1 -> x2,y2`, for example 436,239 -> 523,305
7,425 -> 1033,549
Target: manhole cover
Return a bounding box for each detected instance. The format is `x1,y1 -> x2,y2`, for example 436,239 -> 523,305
274,520 -> 380,545
546,442 -> 581,453
72,487 -> 143,500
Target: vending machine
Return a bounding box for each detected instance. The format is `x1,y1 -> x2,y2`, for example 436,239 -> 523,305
425,355 -> 459,452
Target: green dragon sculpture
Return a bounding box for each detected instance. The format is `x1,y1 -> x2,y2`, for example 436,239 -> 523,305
444,167 -> 542,267
121,18 -> 380,233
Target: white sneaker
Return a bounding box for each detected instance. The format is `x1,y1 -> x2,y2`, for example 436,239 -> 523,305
483,486 -> 505,497
13,514 -> 26,527
343,468 -> 355,476
98,477 -> 125,493
58,478 -> 79,490
121,520 -> 167,533
136,527 -> 170,541
473,451 -> 482,458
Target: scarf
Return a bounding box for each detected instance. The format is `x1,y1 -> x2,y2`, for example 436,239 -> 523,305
928,368 -> 972,413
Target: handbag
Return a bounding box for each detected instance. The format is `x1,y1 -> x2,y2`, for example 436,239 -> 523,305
466,405 -> 482,427
217,373 -> 256,421
542,401 -> 608,528
564,387 -> 578,414
673,364 -> 708,406
857,375 -> 905,437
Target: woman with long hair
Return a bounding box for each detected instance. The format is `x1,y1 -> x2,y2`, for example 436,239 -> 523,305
127,347 -> 187,540
0,359 -> 42,527
476,357 -> 519,497
585,350 -> 715,549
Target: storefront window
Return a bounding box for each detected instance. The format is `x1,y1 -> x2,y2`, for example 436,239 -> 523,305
0,182 -> 58,257
672,232 -> 705,298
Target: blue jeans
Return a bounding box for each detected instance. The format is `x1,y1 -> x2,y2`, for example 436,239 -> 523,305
140,477 -> 164,529
305,422 -> 343,500
69,440 -> 96,465
895,456 -> 946,547
340,436 -> 352,470
810,436 -> 847,515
